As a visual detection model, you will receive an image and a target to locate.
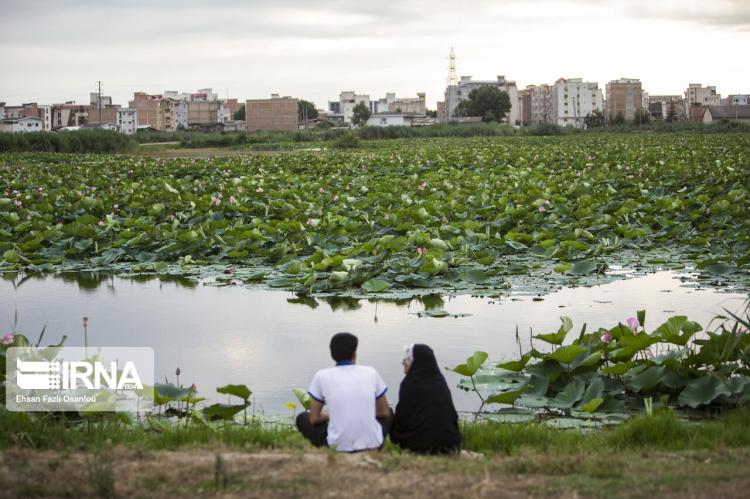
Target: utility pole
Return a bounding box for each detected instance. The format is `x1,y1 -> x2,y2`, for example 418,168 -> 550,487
97,80 -> 102,126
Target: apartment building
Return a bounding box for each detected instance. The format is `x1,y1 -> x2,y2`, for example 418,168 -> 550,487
370,93 -> 426,115
339,91 -> 371,124
0,116 -> 44,133
605,78 -> 643,121
188,101 -> 220,127
549,78 -> 603,128
246,95 -> 298,131
725,94 -> 749,106
51,102 -> 90,129
129,92 -> 162,128
445,75 -> 520,125
3,102 -> 40,119
117,108 -> 138,135
87,93 -> 121,126
647,95 -> 685,121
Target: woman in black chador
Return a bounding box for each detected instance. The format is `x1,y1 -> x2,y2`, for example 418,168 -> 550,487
389,344 -> 461,454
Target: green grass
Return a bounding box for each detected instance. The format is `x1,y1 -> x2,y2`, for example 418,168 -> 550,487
4,408 -> 750,455
460,409 -> 750,455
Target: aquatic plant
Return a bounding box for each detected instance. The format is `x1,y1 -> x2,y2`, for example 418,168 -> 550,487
449,306 -> 750,425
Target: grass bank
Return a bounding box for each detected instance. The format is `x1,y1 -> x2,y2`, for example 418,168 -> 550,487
2,411 -> 750,497
3,408 -> 750,455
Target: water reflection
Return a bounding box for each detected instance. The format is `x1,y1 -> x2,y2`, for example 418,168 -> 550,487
1,270 -> 747,415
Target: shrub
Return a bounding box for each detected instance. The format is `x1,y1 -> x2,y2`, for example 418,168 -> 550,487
332,133 -> 360,149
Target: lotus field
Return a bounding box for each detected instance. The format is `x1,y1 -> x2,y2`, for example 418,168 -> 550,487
0,134 -> 748,296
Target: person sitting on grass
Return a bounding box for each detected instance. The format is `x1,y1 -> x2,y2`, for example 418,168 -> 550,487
390,344 -> 461,455
296,332 -> 392,452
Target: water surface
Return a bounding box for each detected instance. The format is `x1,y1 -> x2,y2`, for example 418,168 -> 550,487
1,271 -> 745,414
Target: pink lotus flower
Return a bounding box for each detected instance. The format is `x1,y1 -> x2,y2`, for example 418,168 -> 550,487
737,328 -> 747,337
13,199 -> 22,207
416,246 -> 427,256
319,187 -> 325,193
1,333 -> 13,346
211,197 -> 221,206
418,181 -> 427,191
229,196 -> 238,205
306,218 -> 314,225
538,206 -> 546,213
98,220 -> 105,226
627,317 -> 640,332
601,331 -> 613,344
333,194 -> 339,201
256,187 -> 263,193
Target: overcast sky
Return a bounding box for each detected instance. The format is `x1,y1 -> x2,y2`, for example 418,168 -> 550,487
1,0 -> 748,109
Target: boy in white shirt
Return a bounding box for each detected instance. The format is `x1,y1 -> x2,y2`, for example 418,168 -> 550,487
296,332 -> 393,452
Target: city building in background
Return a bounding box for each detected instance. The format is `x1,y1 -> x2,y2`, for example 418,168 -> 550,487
549,78 -> 603,128
703,105 -> 750,124
445,75 -> 520,124
0,116 -> 44,133
605,78 -> 643,121
117,108 -> 138,134
245,94 -> 298,131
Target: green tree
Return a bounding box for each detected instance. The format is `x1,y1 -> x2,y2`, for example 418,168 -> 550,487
233,104 -> 245,121
455,85 -> 511,123
351,102 -> 371,126
584,109 -> 605,128
611,112 -> 626,125
298,100 -> 319,122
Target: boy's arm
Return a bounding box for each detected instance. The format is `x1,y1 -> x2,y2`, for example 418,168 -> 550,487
375,394 -> 390,418
309,399 -> 329,425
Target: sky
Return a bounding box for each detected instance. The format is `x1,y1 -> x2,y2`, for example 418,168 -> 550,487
1,0 -> 748,109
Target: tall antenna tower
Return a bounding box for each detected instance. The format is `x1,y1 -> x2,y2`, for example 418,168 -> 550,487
445,47 -> 459,123
446,47 -> 458,87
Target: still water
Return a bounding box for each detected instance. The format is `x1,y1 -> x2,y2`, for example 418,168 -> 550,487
1,271 -> 746,414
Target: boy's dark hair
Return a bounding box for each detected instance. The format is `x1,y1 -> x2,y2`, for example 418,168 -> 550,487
330,332 -> 358,362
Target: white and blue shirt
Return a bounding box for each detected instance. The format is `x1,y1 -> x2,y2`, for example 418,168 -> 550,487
308,362 -> 388,452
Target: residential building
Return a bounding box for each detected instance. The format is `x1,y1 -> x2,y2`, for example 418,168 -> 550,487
725,94 -> 749,106
117,108 -> 138,134
3,102 -> 40,119
684,84 -> 721,121
129,92 -> 162,128
445,75 -> 520,125
519,88 -> 532,125
0,116 -> 44,133
436,101 -> 446,119
370,93 -> 427,115
188,101 -> 220,128
219,98 -> 240,123
366,113 -> 423,127
549,78 -> 603,128
158,98 -> 181,131
51,102 -> 90,129
38,105 -> 52,131
703,105 -> 750,124
245,95 -> 299,131
339,91 -> 371,124
90,93 -> 112,109
605,78 -> 643,121
647,95 -> 685,121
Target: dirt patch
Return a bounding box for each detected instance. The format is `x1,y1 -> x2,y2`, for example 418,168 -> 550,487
0,447 -> 748,498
